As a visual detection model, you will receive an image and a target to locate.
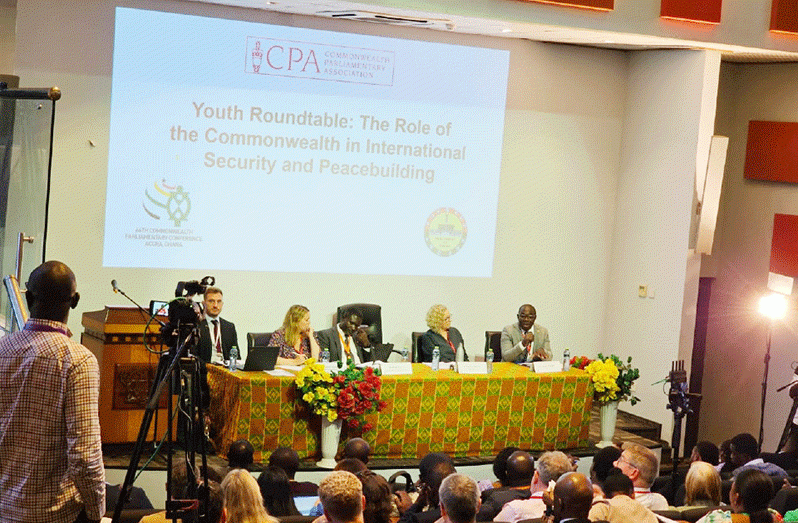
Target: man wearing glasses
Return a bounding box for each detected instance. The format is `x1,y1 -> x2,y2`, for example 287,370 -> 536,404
501,304 -> 551,363
613,443 -> 669,511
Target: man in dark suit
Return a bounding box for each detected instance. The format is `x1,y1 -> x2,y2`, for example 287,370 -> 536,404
317,308 -> 368,365
551,472 -> 600,523
198,286 -> 238,364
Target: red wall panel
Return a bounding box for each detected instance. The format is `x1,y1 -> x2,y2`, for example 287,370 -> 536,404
771,214 -> 798,277
771,0 -> 798,34
519,0 -> 613,10
744,121 -> 798,183
661,0 -> 722,24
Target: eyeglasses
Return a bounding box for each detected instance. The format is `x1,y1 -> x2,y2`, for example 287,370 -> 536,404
615,455 -> 637,469
518,314 -> 535,319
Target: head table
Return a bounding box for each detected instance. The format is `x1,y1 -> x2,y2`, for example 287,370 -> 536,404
206,362 -> 592,463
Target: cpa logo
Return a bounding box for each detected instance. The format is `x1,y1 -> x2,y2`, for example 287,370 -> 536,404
143,180 -> 191,227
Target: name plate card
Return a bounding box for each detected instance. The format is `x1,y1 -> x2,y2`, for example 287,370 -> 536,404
532,361 -> 564,374
456,362 -> 489,375
378,362 -> 413,375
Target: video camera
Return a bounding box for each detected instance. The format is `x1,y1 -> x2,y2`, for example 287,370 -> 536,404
162,276 -> 215,350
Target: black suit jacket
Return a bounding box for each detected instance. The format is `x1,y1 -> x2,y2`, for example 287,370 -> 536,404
316,326 -> 371,363
419,327 -> 467,362
198,317 -> 239,362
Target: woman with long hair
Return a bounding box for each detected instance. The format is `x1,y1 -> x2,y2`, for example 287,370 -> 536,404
269,304 -> 321,365
221,468 -> 279,523
697,469 -> 782,523
257,466 -> 301,517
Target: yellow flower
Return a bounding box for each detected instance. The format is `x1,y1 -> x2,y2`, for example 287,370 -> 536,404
303,392 -> 315,403
327,410 -> 338,422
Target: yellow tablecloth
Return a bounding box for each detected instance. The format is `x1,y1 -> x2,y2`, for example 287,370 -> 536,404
207,363 -> 592,462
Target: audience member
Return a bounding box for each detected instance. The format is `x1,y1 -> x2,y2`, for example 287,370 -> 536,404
105,482 -> 153,511
730,433 -> 789,480
221,468 -> 278,523
478,451 -> 533,520
400,452 -> 456,523
493,450 -> 573,522
613,442 -> 668,510
270,304 -> 322,365
419,305 -> 468,362
692,441 -> 721,466
201,480 -> 224,523
718,440 -> 735,476
270,446 -> 319,496
439,473 -> 481,523
342,438 -> 371,465
590,446 -> 623,497
697,468 -> 782,523
319,471 -> 366,523
481,446 -> 521,491
501,304 -> 552,363
141,460 -> 191,523
550,472 -> 596,523
310,459 -> 369,518
358,470 -> 394,523
228,439 -> 255,471
258,465 -> 301,517
0,261 -> 105,523
588,472 -> 658,523
679,461 -> 722,509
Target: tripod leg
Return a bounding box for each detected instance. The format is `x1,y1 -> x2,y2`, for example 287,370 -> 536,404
778,397 -> 798,453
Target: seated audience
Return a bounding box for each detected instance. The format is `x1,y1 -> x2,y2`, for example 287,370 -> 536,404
479,446 -> 521,492
692,441 -> 721,466
550,472 -> 598,523
588,472 -> 658,523
228,439 -> 255,471
478,450 -> 533,520
202,480 -> 224,523
258,465 -> 301,517
400,452 -> 456,523
730,433 -> 789,481
310,459 -> 369,517
105,482 -> 154,511
419,305 -> 468,362
678,461 -> 722,509
318,471 -> 366,523
718,439 -> 735,476
270,304 -> 322,365
270,446 -> 319,496
613,442 -> 669,510
358,470 -> 394,523
697,468 -> 782,523
590,446 -> 623,497
221,468 -> 278,523
342,438 -> 371,465
439,473 -> 481,523
493,450 -> 574,522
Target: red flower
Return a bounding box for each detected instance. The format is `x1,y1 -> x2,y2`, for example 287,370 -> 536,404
363,422 -> 373,432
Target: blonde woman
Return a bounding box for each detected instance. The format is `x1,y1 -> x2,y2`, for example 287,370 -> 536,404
679,461 -> 722,508
419,304 -> 468,362
270,304 -> 321,366
221,468 -> 279,523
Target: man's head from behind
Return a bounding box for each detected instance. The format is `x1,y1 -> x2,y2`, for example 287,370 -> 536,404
25,261 -> 79,323
552,472 -> 594,523
439,473 -> 480,523
534,451 -> 573,489
342,438 -> 370,465
227,439 -> 254,470
269,446 -> 300,479
730,432 -> 759,467
505,451 -> 534,488
614,442 -> 659,488
319,470 -> 364,523
492,446 -> 521,486
602,472 -> 634,498
419,454 -> 456,508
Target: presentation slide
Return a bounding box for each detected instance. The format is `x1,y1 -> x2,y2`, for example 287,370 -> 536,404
103,8 -> 510,277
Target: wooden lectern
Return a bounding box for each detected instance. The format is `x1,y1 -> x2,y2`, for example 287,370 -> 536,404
81,306 -> 173,443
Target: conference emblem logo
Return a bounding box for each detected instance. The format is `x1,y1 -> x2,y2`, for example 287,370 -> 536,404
142,180 -> 191,227
424,208 -> 467,257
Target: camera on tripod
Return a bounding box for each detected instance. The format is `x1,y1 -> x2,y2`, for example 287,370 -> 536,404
162,276 -> 215,352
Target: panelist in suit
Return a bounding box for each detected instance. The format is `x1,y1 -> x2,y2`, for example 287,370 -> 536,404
270,304 -> 321,366
198,286 -> 239,364
501,304 -> 551,363
419,304 -> 468,362
317,308 -> 369,365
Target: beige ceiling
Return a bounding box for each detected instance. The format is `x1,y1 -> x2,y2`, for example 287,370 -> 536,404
192,0 -> 798,63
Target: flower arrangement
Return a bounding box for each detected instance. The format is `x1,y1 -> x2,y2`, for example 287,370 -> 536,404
584,353 -> 640,406
295,359 -> 387,432
569,355 -> 593,370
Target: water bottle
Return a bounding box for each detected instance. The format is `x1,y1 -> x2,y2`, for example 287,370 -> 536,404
321,347 -> 330,363
486,348 -> 494,373
562,348 -> 570,371
228,346 -> 238,372
432,346 -> 440,371
401,347 -> 409,362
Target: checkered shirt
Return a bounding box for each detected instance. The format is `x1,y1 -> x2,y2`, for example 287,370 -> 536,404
0,318 -> 105,522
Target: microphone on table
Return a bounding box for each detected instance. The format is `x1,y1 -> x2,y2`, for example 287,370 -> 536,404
111,279 -> 166,327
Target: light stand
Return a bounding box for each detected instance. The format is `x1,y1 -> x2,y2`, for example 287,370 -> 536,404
757,292 -> 787,451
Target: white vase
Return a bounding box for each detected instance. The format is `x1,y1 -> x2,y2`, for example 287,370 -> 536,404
317,417 -> 343,468
597,400 -> 620,448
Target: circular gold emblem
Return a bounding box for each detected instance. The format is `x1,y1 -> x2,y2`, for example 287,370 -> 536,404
424,208 -> 467,256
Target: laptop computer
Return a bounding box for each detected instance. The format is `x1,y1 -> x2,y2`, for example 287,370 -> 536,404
243,345 -> 280,371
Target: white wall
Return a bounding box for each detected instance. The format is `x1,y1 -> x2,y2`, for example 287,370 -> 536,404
701,62 -> 798,450
11,0 -> 713,436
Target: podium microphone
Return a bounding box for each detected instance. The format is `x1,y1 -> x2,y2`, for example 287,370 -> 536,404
111,279 -> 165,327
